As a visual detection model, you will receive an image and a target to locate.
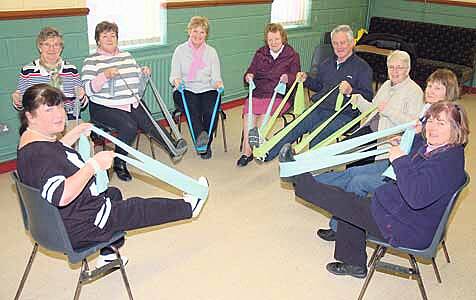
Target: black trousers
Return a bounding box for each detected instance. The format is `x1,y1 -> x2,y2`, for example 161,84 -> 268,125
173,90 -> 220,146
71,187 -> 192,253
345,125 -> 376,168
89,102 -> 175,156
294,173 -> 385,267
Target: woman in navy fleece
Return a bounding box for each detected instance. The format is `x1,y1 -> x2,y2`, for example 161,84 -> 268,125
286,101 -> 469,278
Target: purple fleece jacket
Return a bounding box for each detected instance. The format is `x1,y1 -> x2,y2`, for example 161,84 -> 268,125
371,134 -> 465,249
244,44 -> 301,98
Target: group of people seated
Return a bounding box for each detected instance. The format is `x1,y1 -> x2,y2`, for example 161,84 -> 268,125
11,16 -> 471,284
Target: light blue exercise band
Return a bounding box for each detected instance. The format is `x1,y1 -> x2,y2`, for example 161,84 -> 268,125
381,126 -> 416,180
78,134 -> 109,193
247,79 -> 256,131
260,81 -> 287,132
84,126 -> 209,200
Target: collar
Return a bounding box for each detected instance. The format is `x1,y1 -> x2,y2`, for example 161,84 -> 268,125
334,52 -> 355,67
34,58 -> 64,76
97,47 -> 120,56
270,45 -> 285,60
390,76 -> 411,89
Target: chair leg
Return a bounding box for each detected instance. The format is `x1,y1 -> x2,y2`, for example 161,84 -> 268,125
135,133 -> 141,151
441,240 -> 451,263
409,255 -> 428,300
358,246 -> 387,300
111,246 -> 133,300
431,257 -> 442,283
148,136 -> 156,159
220,111 -> 228,152
367,245 -> 380,267
14,243 -> 39,300
73,259 -> 88,300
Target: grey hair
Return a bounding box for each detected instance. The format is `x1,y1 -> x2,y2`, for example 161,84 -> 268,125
387,50 -> 411,72
331,25 -> 354,43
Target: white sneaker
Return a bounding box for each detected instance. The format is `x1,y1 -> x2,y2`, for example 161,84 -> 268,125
183,176 -> 209,218
96,253 -> 129,269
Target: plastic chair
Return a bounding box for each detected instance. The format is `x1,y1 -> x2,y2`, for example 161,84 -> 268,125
11,172 -> 133,300
173,105 -> 228,152
358,173 -> 470,300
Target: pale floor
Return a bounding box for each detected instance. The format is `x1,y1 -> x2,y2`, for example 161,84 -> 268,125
1,95 -> 476,300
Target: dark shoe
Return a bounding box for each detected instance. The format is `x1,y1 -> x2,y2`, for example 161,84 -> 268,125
326,262 -> 367,278
317,228 -> 336,242
113,158 -> 132,182
278,143 -> 295,163
196,131 -> 209,150
200,148 -> 212,159
170,138 -> 187,162
237,154 -> 253,167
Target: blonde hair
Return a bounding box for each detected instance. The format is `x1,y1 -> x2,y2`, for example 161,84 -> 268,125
426,69 -> 460,102
264,23 -> 288,44
187,16 -> 209,35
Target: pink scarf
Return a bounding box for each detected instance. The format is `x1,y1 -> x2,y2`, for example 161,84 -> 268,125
187,38 -> 206,81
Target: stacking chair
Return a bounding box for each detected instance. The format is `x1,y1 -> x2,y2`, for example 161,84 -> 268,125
11,172 -> 133,300
358,173 -> 470,300
173,105 -> 228,152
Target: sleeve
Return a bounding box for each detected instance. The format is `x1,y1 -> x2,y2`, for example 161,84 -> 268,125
352,63 -> 373,101
17,65 -> 31,96
81,56 -> 101,96
303,60 -> 324,92
355,94 -> 373,112
209,47 -> 222,86
169,46 -> 182,86
244,50 -> 260,84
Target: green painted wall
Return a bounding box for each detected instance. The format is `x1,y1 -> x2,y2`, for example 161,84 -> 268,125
0,0 -> 368,163
368,0 -> 476,86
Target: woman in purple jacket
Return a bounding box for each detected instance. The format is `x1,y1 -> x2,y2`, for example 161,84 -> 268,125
237,23 -> 301,167
282,101 -> 469,278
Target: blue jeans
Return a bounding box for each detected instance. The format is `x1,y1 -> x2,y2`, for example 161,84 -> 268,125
314,159 -> 390,232
265,108 -> 354,161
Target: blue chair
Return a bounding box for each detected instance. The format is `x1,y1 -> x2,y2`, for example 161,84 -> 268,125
358,173 -> 470,300
11,172 -> 133,300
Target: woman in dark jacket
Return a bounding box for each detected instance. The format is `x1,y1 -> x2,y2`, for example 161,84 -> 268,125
237,23 -> 301,167
283,101 -> 469,278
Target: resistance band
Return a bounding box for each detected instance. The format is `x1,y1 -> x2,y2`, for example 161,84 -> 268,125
247,79 -> 256,133
279,121 -> 414,177
178,83 -> 224,153
253,84 -> 338,160
82,126 -> 208,199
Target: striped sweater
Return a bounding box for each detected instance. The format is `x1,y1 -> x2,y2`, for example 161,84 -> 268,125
82,51 -> 142,107
17,59 -> 82,115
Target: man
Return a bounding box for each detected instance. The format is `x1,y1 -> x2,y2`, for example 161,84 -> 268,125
264,25 -> 373,161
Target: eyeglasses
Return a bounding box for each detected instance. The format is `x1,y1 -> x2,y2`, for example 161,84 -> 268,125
40,42 -> 62,49
388,65 -> 407,71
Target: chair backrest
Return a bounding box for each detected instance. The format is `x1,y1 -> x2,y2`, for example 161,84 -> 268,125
309,44 -> 334,79
413,172 -> 470,259
11,172 -> 75,256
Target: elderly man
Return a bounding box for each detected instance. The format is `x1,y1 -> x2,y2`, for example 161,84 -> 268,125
312,50 -> 424,242
264,25 -> 373,161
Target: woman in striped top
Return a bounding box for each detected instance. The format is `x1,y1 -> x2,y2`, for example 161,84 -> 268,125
11,27 -> 87,124
82,21 -> 187,182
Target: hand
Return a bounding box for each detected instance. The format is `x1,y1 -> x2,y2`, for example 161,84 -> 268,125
104,67 -> 119,79
141,66 -> 151,76
388,136 -> 401,146
279,74 -> 289,84
73,122 -> 92,136
388,145 -> 406,162
11,90 -> 22,109
214,81 -> 224,89
173,78 -> 182,88
297,72 -> 307,82
92,151 -> 115,170
377,101 -> 388,113
245,73 -> 254,83
74,86 -> 88,106
339,80 -> 352,95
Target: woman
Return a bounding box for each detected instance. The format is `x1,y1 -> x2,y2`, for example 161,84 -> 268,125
170,16 -> 224,159
237,23 -> 301,167
12,27 -> 86,124
314,68 -> 459,242
82,21 -> 186,182
285,101 -> 468,278
16,84 -> 208,268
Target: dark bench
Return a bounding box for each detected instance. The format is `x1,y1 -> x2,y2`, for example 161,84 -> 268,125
357,17 -> 476,88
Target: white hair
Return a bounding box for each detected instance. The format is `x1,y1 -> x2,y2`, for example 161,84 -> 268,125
331,25 -> 354,43
387,50 -> 411,71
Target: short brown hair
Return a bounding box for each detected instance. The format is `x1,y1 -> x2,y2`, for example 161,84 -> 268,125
36,27 -> 63,49
426,69 -> 459,102
264,23 -> 288,44
94,21 -> 119,45
422,101 -> 469,146
187,16 -> 209,35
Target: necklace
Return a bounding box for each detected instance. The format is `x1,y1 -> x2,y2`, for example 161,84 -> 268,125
26,128 -> 57,141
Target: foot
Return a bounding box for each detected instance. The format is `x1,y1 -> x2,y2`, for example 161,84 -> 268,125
113,158 -> 132,181
278,143 -> 295,163
196,131 -> 209,149
170,139 -> 187,162
236,154 -> 253,167
248,127 -> 261,148
317,228 -> 336,242
96,253 -> 129,269
183,177 -> 209,217
326,261 -> 367,278
200,147 -> 212,159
